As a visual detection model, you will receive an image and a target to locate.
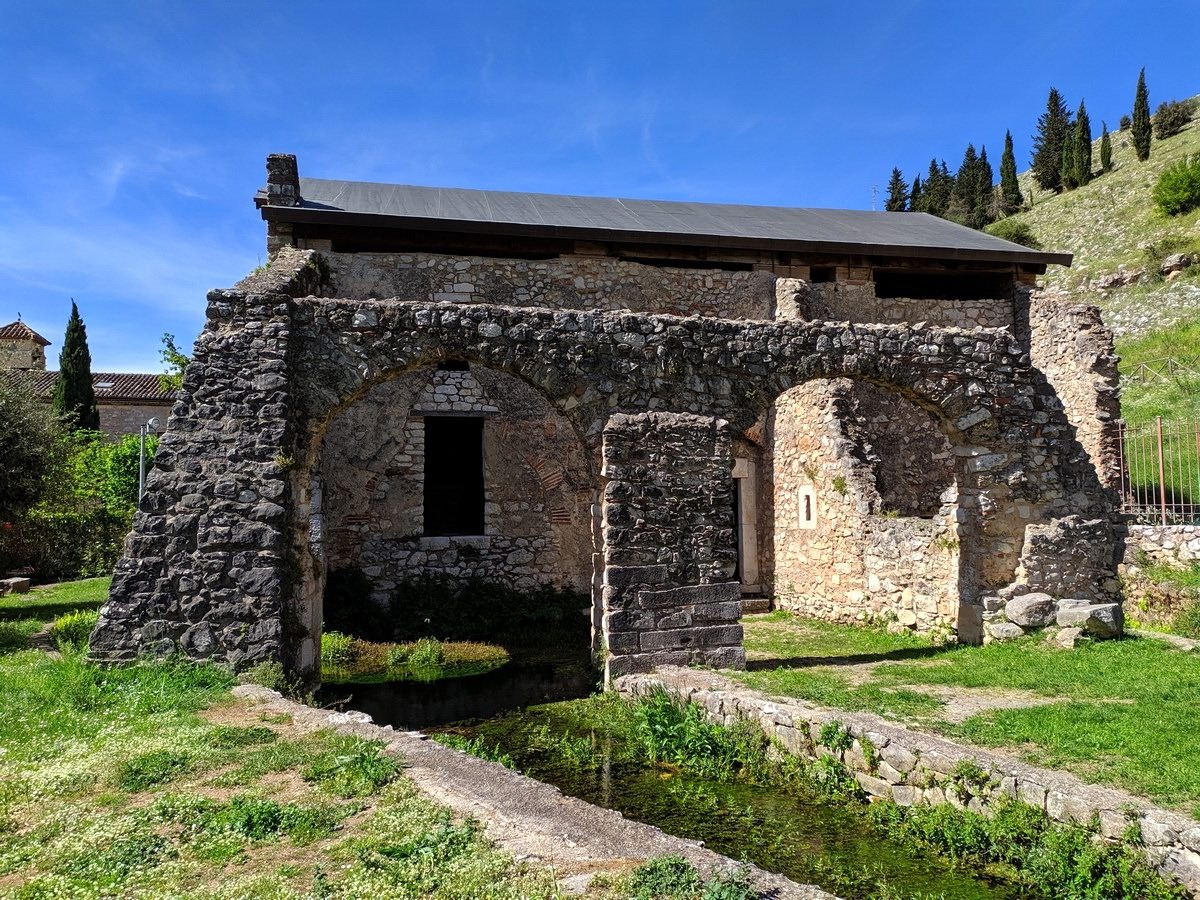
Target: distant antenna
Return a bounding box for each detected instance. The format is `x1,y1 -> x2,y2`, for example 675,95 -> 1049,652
871,185 -> 878,211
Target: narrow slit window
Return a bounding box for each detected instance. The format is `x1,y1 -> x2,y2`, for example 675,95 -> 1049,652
423,417 -> 485,536
797,485 -> 817,529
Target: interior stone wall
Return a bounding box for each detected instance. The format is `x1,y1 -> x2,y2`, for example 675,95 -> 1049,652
777,279 -> 1015,330
317,365 -> 594,604
762,381 -> 960,632
319,250 -> 776,320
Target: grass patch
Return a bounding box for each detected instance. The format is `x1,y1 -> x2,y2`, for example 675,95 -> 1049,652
0,576 -> 110,622
738,613 -> 1200,813
0,644 -> 576,897
320,630 -> 510,684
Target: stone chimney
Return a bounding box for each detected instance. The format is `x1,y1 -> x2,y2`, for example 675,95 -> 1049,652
265,154 -> 301,207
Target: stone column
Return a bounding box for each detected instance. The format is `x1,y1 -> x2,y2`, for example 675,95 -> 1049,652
600,412 -> 745,681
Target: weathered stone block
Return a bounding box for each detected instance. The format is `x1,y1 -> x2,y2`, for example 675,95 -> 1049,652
1056,602 -> 1123,637
1005,592 -> 1056,628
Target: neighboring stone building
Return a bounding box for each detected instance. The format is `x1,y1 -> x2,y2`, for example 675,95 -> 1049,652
91,154 -> 1124,680
0,320 -> 50,370
0,320 -> 174,438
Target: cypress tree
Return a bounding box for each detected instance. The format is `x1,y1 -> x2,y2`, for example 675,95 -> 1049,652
1073,100 -> 1092,186
1031,87 -> 1071,192
1132,67 -> 1151,161
909,174 -> 923,212
884,167 -> 908,211
975,145 -> 995,228
1100,121 -> 1113,171
1060,134 -> 1078,191
999,129 -> 1022,213
950,144 -> 983,227
923,159 -> 953,217
52,300 -> 100,432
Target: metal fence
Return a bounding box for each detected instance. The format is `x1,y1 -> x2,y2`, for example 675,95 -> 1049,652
1118,417 -> 1200,524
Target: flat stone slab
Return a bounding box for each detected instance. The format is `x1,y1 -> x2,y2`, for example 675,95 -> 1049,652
229,684 -> 832,898
1,577 -> 31,594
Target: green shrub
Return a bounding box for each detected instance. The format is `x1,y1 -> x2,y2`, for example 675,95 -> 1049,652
320,630 -> 356,667
985,217 -> 1043,250
0,506 -> 129,581
1172,600 -> 1200,639
117,748 -> 191,791
1153,155 -> 1200,216
301,735 -> 399,797
49,609 -> 99,649
1153,98 -> 1198,140
407,636 -> 443,669
628,855 -> 702,899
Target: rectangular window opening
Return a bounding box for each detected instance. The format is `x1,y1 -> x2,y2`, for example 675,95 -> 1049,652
423,417 -> 485,536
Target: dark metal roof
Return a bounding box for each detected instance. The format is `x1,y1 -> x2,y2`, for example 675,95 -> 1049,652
257,177 -> 1072,267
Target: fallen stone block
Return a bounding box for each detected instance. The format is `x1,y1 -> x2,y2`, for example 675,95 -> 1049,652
1056,602 -> 1123,637
1,577 -> 31,594
1005,592 -> 1056,628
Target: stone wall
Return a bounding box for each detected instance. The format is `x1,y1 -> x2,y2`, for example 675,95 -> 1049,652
601,413 -> 744,679
316,364 -> 595,606
617,667 -> 1200,896
320,250 -> 776,320
775,279 -> 1015,330
1124,525 -> 1200,567
91,249 -> 1120,674
0,342 -> 43,369
1022,289 -> 1123,492
98,400 -> 174,439
762,381 -> 960,632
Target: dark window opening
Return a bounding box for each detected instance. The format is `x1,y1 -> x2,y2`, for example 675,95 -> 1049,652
616,255 -> 754,272
810,266 -> 837,283
731,481 -> 742,582
437,360 -> 470,371
423,417 -> 485,536
873,270 -> 1013,301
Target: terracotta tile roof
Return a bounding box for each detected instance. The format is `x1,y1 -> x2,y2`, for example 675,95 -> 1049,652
0,321 -> 51,345
16,371 -> 177,402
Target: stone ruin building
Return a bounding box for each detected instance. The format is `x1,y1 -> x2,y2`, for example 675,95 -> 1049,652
90,154 -> 1125,681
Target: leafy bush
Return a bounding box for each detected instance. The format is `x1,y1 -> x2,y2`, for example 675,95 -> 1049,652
49,609 -> 99,649
1119,114 -> 1132,131
408,636 -> 443,669
0,376 -> 64,521
1153,155 -> 1200,216
320,630 -> 356,666
984,217 -> 1043,250
1153,98 -> 1198,140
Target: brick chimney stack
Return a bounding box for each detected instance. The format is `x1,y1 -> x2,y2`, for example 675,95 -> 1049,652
265,154 -> 301,207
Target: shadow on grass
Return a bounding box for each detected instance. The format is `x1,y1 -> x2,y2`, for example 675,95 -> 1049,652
745,644 -> 950,672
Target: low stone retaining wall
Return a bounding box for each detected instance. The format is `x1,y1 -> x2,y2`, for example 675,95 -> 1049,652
1126,525 -> 1200,568
615,667 -> 1200,895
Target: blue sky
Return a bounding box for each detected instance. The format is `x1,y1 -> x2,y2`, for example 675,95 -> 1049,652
0,0 -> 1193,372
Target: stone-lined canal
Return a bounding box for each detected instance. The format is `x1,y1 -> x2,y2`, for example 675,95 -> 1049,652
327,660 -> 1023,899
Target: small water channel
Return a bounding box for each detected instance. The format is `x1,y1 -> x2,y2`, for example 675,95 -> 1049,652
327,652 -> 1024,899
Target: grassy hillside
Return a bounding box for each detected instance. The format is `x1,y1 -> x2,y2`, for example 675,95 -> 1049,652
1009,97 -> 1200,339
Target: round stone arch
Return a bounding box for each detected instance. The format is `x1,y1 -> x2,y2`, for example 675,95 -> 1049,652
286,355 -> 603,677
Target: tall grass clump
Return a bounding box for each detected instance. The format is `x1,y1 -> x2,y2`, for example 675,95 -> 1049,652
48,608 -> 99,649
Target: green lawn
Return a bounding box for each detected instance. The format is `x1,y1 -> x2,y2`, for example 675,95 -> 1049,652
736,613 -> 1200,816
0,576 -> 110,621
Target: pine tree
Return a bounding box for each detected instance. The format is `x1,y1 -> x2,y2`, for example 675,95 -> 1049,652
884,168 -> 908,211
923,159 -> 953,217
909,174 -> 923,212
52,300 -> 100,432
999,129 -> 1022,213
1132,67 -> 1151,161
1072,100 -> 1092,186
949,144 -> 980,226
1031,87 -> 1071,192
1100,121 -> 1113,171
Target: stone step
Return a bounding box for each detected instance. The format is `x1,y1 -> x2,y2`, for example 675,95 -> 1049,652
741,597 -> 771,615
